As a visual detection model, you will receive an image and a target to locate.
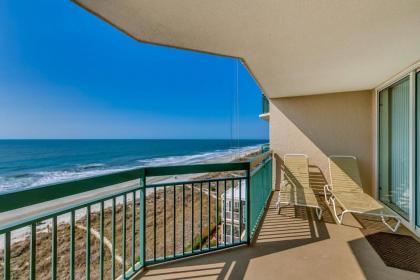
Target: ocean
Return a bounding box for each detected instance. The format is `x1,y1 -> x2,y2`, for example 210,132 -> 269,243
0,139 -> 265,193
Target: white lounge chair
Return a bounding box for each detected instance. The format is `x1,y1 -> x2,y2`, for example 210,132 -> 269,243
324,155 -> 401,232
276,154 -> 323,220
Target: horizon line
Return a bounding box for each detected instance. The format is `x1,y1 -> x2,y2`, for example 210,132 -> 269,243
0,138 -> 269,141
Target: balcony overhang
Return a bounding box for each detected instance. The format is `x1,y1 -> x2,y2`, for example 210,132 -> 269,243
259,113 -> 270,121
73,0 -> 420,98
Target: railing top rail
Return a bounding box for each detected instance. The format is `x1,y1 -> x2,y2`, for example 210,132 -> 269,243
0,184 -> 141,234
248,150 -> 271,164
0,161 -> 251,213
0,168 -> 145,213
145,161 -> 249,177
250,155 -> 272,177
146,175 -> 248,188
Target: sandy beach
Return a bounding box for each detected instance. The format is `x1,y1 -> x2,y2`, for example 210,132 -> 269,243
0,147 -> 260,248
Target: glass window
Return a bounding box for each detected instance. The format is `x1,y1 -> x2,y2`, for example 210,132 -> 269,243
234,201 -> 239,213
234,226 -> 240,238
378,77 -> 410,218
226,225 -> 232,236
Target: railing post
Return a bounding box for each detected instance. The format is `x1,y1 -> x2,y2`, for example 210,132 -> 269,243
139,169 -> 146,268
4,232 -> 10,280
30,223 -> 36,280
246,163 -> 251,244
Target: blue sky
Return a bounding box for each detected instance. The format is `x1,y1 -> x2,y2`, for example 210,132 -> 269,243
0,0 -> 267,140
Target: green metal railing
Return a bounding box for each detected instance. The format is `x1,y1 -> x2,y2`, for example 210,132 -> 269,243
261,143 -> 270,153
0,153 -> 272,279
250,156 -> 273,239
262,95 -> 269,114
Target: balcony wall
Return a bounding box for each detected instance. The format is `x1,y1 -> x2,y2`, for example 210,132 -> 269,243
269,90 -> 374,194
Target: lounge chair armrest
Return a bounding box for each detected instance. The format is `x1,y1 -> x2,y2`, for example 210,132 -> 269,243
323,184 -> 333,205
324,184 -> 333,193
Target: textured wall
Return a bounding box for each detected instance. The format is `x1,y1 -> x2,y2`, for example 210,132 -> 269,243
270,90 -> 374,194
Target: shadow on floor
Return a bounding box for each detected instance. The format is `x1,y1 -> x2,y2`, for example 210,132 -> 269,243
141,193 -> 331,279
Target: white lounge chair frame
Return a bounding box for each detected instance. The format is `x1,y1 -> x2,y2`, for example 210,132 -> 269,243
324,155 -> 401,232
276,154 -> 323,220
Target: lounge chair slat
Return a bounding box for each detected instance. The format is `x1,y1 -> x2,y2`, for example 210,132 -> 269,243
277,154 -> 322,220
327,156 -> 401,232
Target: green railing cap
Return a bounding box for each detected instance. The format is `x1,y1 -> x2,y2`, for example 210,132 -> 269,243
0,161 -> 253,213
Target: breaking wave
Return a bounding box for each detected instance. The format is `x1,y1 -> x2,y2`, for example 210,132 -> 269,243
0,145 -> 260,193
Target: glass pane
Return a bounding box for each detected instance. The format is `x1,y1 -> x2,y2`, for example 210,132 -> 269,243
379,77 -> 410,219
417,72 -> 420,227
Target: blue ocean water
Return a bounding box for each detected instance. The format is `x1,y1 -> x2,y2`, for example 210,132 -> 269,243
0,139 -> 265,192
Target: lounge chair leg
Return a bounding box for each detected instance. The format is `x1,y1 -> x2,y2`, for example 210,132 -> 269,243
331,197 -> 346,224
381,216 -> 401,233
337,211 -> 348,224
323,185 -> 330,205
315,207 -> 323,220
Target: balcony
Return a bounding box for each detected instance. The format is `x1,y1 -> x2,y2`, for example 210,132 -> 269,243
259,95 -> 270,121
140,192 -> 419,280
0,152 -> 272,279
1,151 -> 419,280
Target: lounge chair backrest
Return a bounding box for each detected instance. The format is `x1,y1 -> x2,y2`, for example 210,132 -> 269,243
328,156 -> 363,193
284,154 -> 310,189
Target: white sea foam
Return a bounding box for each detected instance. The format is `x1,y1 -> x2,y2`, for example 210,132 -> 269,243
137,145 -> 260,167
78,163 -> 106,170
0,167 -> 128,193
0,145 -> 261,193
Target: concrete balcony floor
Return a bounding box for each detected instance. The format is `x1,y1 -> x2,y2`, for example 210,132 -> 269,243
137,191 -> 419,280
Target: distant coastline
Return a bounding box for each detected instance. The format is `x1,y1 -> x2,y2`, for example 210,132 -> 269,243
0,139 -> 267,193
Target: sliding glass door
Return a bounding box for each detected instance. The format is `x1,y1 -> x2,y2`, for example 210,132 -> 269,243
378,77 -> 410,219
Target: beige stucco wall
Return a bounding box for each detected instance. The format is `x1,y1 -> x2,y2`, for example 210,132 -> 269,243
270,90 -> 374,194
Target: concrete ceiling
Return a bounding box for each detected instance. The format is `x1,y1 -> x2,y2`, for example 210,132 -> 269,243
74,0 -> 420,98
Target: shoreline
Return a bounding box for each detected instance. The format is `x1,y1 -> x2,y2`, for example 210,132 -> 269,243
0,146 -> 261,248
0,143 -> 263,193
